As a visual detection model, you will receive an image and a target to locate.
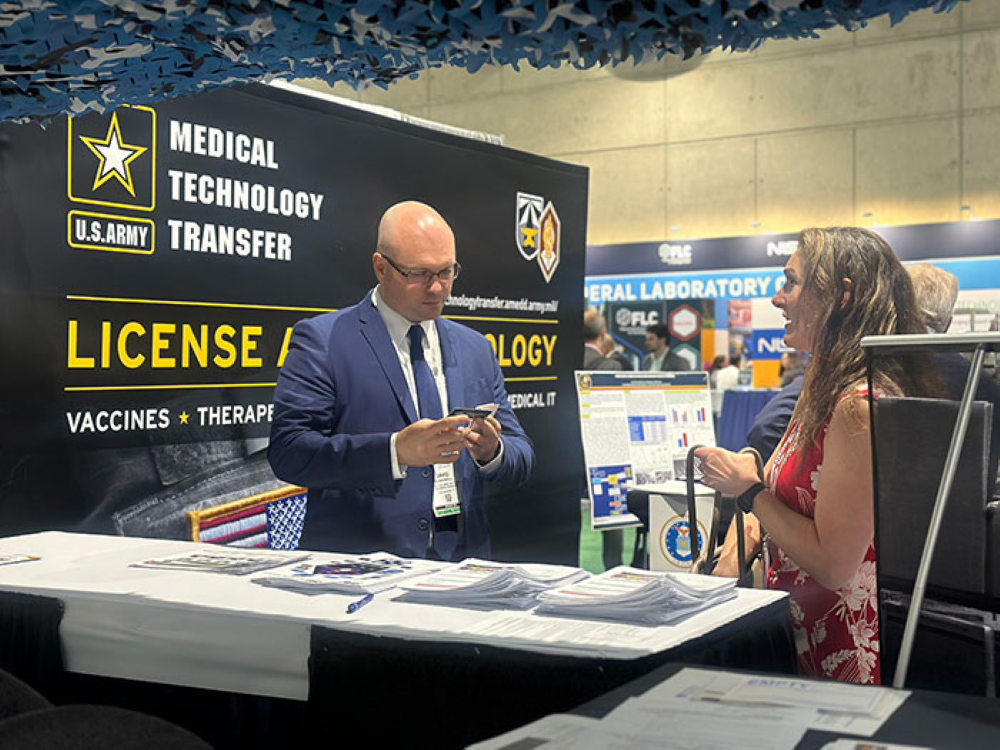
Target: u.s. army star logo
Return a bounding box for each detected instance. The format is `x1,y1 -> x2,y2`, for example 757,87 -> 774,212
79,112 -> 147,196
68,104 -> 156,211
67,105 -> 157,253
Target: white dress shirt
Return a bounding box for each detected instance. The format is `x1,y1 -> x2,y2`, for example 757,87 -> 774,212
372,287 -> 502,479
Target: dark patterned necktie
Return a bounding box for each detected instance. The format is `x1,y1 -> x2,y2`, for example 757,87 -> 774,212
409,325 -> 442,420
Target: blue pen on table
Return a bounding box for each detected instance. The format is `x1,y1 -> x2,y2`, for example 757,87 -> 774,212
346,592 -> 374,614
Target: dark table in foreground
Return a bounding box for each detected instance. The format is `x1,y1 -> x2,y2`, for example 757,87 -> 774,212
573,662 -> 1000,749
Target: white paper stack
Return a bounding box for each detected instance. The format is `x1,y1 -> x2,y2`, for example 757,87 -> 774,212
394,558 -> 590,610
252,553 -> 440,595
534,566 -> 737,626
130,548 -> 309,576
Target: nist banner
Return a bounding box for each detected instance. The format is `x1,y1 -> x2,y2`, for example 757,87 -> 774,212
0,84 -> 587,564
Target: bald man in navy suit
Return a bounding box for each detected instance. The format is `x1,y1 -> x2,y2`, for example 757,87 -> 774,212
269,201 -> 534,560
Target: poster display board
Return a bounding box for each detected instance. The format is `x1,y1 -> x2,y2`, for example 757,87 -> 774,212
0,84 -> 587,564
574,371 -> 715,530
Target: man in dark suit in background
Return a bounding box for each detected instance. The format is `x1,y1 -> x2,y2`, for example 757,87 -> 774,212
643,323 -> 690,371
269,201 -> 534,560
908,263 -> 1000,490
583,311 -> 623,371
747,370 -> 804,463
581,310 -> 625,569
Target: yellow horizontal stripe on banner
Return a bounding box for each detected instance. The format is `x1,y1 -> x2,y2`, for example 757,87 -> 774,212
65,382 -> 277,392
584,385 -> 705,391
444,315 -> 559,325
66,294 -> 336,314
504,376 -> 558,382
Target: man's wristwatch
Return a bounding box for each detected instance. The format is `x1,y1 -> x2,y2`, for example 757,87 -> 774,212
736,482 -> 766,514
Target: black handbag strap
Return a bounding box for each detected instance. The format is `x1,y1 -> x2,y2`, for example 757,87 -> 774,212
735,447 -> 765,587
685,445 -> 704,562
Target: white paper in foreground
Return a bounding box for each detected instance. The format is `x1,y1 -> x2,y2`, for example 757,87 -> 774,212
597,695 -> 809,749
645,668 -> 908,737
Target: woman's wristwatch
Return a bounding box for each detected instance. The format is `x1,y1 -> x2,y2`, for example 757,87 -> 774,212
736,482 -> 766,514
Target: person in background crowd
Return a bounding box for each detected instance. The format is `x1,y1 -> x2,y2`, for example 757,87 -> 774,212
715,354 -> 741,391
581,311 -> 625,569
907,263 -> 1000,490
779,350 -> 805,388
583,311 -> 623,371
707,355 -> 727,388
710,354 -> 741,418
600,332 -> 634,371
695,227 -> 940,685
643,323 -> 690,371
908,263 -> 958,336
269,201 -> 534,560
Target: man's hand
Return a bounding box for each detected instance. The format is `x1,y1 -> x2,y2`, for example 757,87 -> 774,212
466,415 -> 501,464
396,415 -> 471,468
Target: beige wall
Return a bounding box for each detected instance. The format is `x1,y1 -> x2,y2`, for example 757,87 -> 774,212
294,1 -> 1000,246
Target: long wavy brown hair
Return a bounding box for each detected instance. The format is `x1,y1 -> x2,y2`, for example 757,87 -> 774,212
789,227 -> 939,452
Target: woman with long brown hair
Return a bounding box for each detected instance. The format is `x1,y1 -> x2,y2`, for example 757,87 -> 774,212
695,227 -> 938,684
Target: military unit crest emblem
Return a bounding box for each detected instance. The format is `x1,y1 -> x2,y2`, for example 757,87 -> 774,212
515,191 -> 560,283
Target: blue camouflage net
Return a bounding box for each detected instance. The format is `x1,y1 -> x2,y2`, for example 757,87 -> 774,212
0,0 -> 966,123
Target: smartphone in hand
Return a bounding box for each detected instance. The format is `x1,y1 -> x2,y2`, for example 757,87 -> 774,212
448,407 -> 492,419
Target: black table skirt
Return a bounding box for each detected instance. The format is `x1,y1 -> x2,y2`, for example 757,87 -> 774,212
0,591 -> 65,700
308,597 -> 795,748
0,591 -> 793,750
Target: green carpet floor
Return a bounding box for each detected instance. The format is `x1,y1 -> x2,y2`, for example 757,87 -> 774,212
578,500 -> 636,574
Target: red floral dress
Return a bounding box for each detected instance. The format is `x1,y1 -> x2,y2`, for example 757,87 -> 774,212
766,395 -> 880,685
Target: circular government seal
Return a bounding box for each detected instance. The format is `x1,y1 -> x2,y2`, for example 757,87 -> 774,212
658,516 -> 706,569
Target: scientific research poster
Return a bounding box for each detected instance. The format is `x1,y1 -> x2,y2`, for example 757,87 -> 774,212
575,371 -> 714,529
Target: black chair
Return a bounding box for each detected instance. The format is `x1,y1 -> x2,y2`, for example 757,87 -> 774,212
0,705 -> 211,749
873,396 -> 999,694
0,667 -> 51,720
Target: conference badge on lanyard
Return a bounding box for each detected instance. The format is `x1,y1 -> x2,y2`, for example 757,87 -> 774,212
432,464 -> 462,518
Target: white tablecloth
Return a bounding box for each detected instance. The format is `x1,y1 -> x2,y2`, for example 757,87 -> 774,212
0,531 -> 786,700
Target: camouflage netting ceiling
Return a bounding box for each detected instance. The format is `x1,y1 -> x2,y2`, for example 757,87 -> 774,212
0,0 -> 965,123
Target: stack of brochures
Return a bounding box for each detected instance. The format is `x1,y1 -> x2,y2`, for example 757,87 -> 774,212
394,559 -> 590,610
534,566 -> 737,626
130,548 -> 308,576
252,553 -> 440,595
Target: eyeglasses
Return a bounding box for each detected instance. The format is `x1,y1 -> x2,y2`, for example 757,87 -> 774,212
379,253 -> 461,286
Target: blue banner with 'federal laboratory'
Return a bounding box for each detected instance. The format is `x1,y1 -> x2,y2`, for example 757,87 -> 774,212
586,221 -> 1000,303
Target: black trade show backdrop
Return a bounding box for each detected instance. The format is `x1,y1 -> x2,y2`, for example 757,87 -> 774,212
0,84 -> 587,565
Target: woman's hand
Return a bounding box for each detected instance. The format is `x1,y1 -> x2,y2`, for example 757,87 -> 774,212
692,446 -> 761,497
712,513 -> 762,578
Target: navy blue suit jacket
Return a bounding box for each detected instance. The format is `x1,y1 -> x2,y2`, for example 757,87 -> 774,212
746,374 -> 804,463
268,292 -> 534,559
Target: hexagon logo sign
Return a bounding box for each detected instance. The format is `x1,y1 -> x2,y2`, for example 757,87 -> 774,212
669,304 -> 700,341
672,343 -> 700,370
